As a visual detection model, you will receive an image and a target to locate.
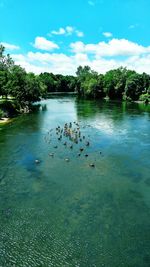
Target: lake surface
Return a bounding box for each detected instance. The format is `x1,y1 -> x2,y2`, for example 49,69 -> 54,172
0,97 -> 150,267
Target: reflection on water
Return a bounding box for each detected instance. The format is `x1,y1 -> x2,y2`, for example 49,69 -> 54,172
0,97 -> 150,267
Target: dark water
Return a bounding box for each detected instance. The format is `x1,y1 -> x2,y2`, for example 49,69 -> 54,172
0,97 -> 150,267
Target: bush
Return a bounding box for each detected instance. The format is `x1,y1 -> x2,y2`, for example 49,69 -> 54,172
122,94 -> 132,102
139,93 -> 150,103
0,100 -> 18,117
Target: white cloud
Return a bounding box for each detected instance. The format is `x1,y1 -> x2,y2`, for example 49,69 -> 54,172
33,37 -> 59,51
50,26 -> 84,37
103,32 -> 113,38
12,51 -> 150,76
12,38 -> 150,76
66,26 -> 74,35
1,42 -> 20,51
70,38 -> 150,57
12,52 -> 75,75
70,41 -> 85,53
75,30 -> 84,37
51,28 -> 66,35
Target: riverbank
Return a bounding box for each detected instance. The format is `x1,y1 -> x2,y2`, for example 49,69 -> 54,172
0,117 -> 10,124
0,97 -> 149,125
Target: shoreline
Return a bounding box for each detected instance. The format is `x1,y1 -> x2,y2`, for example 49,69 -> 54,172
0,98 -> 149,125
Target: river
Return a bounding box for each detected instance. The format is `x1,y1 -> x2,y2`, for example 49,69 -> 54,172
0,97 -> 150,267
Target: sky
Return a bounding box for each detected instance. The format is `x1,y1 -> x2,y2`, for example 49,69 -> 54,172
1,0 -> 150,75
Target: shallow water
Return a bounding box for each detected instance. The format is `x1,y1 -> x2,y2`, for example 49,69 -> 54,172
0,97 -> 150,267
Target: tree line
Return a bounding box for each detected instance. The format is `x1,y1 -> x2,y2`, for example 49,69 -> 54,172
75,65 -> 150,102
0,44 -> 150,118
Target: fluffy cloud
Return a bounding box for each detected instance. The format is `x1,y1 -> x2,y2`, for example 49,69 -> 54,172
12,52 -> 150,76
76,30 -> 84,37
33,37 -> 59,51
66,26 -> 74,35
50,26 -> 84,37
103,32 -> 113,38
1,42 -> 20,50
12,52 -> 75,75
11,38 -> 150,75
51,28 -> 66,35
12,51 -> 89,75
70,39 -> 150,56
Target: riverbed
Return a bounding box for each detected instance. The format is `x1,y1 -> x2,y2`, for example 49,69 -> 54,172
0,97 -> 150,267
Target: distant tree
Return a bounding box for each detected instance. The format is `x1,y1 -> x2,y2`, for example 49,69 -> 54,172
76,65 -> 100,97
39,72 -> 57,92
125,73 -> 144,101
103,68 -> 133,99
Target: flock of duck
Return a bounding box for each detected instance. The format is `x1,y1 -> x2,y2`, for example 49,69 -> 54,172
35,121 -> 100,167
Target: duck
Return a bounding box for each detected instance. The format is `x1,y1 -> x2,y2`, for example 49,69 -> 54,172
89,163 -> 95,168
35,159 -> 40,164
49,153 -> 54,157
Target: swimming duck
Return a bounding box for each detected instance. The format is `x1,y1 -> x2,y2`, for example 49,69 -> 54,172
49,153 -> 54,157
35,159 -> 40,164
89,163 -> 95,168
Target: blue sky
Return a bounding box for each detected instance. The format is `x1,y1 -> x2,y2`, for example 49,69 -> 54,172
1,0 -> 150,75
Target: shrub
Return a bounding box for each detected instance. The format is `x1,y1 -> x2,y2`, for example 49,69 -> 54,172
139,93 -> 150,103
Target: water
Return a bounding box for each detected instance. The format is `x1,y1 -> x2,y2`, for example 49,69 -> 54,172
0,97 -> 150,267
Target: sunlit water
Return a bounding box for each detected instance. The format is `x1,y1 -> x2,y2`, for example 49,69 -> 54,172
0,97 -> 150,267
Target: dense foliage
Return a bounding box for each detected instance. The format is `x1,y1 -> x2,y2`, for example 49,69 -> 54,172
0,44 -> 149,118
0,45 -> 46,109
75,66 -> 150,102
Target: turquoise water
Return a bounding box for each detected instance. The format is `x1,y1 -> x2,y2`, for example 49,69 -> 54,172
0,97 -> 150,267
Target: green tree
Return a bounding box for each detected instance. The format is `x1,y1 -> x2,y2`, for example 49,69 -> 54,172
39,72 -> 56,92
125,73 -> 144,101
76,66 -> 100,97
0,45 -> 14,98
